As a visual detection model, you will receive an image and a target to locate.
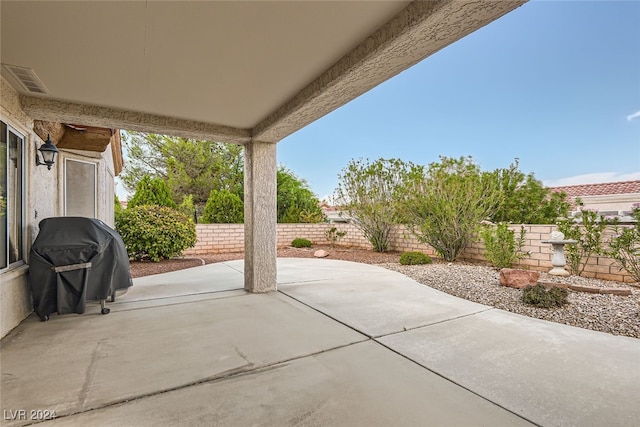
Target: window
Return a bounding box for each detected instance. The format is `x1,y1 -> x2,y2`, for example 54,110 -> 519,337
1,121 -> 25,270
64,158 -> 96,217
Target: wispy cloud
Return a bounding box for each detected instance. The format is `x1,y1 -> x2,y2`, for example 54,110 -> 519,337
544,172 -> 640,187
627,110 -> 640,121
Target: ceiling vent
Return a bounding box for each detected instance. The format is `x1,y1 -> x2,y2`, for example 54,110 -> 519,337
2,64 -> 49,94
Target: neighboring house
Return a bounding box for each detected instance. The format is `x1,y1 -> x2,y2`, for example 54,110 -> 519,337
1,76 -> 123,338
320,202 -> 349,223
550,180 -> 640,218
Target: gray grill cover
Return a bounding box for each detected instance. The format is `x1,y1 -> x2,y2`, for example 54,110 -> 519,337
29,217 -> 133,318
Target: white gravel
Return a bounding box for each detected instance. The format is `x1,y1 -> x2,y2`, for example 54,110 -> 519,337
380,262 -> 640,339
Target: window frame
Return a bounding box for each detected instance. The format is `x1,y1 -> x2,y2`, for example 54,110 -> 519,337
63,157 -> 98,218
1,120 -> 26,272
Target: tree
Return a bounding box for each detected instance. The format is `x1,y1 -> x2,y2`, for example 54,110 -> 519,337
277,167 -> 324,223
335,158 -> 416,252
202,189 -> 244,223
120,132 -> 243,209
401,156 -> 501,261
128,176 -> 177,209
165,139 -> 243,205
121,133 -> 324,223
490,160 -> 570,224
119,132 -> 167,191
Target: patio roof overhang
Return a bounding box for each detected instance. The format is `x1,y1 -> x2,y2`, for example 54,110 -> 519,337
1,0 -> 528,292
1,0 -> 526,144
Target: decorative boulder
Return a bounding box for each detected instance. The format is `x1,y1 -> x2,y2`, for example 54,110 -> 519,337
314,249 -> 329,258
499,268 -> 540,289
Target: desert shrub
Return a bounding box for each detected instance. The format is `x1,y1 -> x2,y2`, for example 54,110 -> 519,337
128,175 -> 177,209
607,205 -> 640,282
202,189 -> 244,223
325,226 -> 347,247
481,223 -> 528,269
490,160 -> 570,224
291,238 -> 312,248
115,205 -> 196,262
335,158 -> 417,252
401,156 -> 501,262
556,209 -> 608,276
522,284 -> 568,308
399,251 -> 432,265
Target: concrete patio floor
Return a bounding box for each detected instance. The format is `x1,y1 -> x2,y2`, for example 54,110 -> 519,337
1,259 -> 639,426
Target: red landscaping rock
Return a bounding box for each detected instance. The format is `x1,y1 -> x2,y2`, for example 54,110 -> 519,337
568,284 -> 601,294
537,281 -> 570,289
499,269 -> 540,289
599,288 -> 632,296
314,249 -> 329,258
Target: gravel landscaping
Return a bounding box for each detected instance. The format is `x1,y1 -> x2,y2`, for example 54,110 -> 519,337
382,262 -> 640,339
129,246 -> 640,339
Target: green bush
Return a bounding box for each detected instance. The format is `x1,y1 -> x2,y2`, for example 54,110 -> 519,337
114,194 -> 124,221
202,189 -> 244,223
399,251 -> 432,265
480,223 -> 528,269
128,176 -> 177,209
522,284 -> 568,308
115,205 -> 197,262
291,238 -> 312,248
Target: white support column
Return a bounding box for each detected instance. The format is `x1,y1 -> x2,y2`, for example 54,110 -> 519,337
243,139 -> 277,293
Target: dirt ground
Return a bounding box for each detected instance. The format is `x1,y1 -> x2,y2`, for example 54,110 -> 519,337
129,246 -> 403,278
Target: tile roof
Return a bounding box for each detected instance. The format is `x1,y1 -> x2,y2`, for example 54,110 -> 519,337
550,180 -> 640,198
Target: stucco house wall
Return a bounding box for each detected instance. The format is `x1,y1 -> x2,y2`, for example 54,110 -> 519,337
1,76 -> 119,338
576,194 -> 639,216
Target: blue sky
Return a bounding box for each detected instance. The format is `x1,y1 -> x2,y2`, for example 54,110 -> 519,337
278,0 -> 640,201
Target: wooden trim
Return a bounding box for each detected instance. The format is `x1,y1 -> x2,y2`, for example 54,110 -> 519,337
111,130 -> 124,176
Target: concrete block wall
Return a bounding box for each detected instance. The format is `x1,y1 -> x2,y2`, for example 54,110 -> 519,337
275,223 -> 370,249
388,224 -> 634,283
183,223 -> 635,283
183,223 -> 371,256
388,226 -> 439,258
184,224 -> 244,255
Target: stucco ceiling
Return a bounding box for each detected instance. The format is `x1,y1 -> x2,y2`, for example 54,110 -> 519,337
1,1 -> 527,144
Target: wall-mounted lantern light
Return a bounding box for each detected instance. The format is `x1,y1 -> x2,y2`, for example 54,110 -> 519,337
35,134 -> 58,170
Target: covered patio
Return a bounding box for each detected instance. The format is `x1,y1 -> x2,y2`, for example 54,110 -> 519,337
1,0 -> 528,294
2,259 -> 639,426
5,2 -> 639,425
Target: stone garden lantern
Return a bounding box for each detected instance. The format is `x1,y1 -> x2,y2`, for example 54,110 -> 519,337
541,231 -> 577,276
